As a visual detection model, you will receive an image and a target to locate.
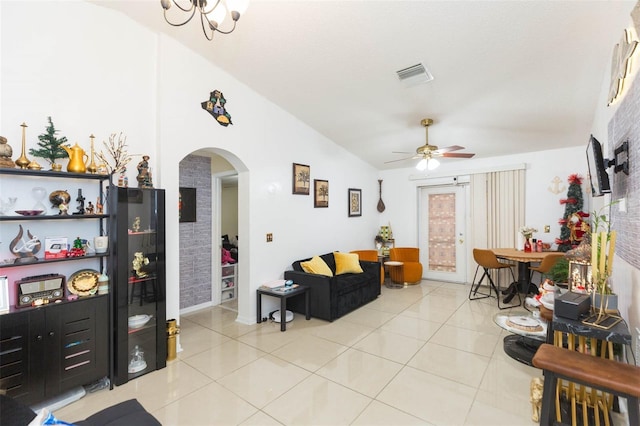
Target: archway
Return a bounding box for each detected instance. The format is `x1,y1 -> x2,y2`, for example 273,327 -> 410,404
174,148 -> 248,322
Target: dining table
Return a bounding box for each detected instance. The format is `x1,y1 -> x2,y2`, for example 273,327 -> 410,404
491,248 -> 560,303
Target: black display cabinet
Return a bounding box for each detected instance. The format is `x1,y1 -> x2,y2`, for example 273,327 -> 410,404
109,186 -> 166,386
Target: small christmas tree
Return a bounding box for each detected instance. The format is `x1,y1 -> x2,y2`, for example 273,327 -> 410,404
29,116 -> 69,168
555,174 -> 588,252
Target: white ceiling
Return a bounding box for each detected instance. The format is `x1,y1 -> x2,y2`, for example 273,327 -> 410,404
95,0 -> 637,170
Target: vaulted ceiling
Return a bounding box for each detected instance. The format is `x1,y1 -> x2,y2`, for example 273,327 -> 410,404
95,0 -> 637,169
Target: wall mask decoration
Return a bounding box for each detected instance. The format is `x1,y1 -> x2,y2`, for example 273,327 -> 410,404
632,2 -> 640,40
201,90 -> 233,126
608,28 -> 638,106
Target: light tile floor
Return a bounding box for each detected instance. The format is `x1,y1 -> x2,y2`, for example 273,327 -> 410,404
56,281 -> 544,425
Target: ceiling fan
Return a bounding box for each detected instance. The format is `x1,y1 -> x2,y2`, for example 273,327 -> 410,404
385,118 -> 475,170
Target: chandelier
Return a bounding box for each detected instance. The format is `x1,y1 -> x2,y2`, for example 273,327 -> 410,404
161,0 -> 250,41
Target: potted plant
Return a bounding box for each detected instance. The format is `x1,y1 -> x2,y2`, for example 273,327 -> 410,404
588,202 -> 619,325
549,257 -> 569,286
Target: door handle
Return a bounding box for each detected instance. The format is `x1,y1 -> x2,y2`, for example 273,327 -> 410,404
459,239 -> 464,244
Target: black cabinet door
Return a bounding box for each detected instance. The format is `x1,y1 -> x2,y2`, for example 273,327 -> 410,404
0,296 -> 108,405
0,309 -> 45,405
45,296 -> 109,397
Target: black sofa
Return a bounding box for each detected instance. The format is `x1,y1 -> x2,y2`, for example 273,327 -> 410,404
284,252 -> 381,322
0,394 -> 160,426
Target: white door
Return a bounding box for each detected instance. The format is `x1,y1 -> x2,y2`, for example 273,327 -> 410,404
418,185 -> 467,283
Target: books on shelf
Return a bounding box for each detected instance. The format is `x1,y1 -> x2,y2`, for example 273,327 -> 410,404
261,279 -> 286,289
269,284 -> 299,293
260,280 -> 299,293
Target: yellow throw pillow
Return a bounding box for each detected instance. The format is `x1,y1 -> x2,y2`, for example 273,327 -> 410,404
300,256 -> 333,277
334,252 -> 364,275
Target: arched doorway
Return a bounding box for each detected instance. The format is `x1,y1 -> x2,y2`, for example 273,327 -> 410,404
177,149 -> 242,316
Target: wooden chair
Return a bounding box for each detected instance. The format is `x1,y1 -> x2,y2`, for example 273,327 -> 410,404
350,250 -> 384,285
533,343 -> 640,426
469,248 -> 520,309
529,252 -> 565,285
389,248 -> 423,284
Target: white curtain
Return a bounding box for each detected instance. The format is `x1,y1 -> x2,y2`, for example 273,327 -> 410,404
470,169 -> 525,283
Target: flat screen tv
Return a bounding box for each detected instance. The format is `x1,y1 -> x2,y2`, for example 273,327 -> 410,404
586,135 -> 611,197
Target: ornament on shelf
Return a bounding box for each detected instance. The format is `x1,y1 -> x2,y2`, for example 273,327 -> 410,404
28,117 -> 69,170
73,188 -> 86,215
96,132 -> 131,177
86,134 -> 98,174
9,225 -> 41,263
132,252 -> 150,278
49,190 -> 71,215
0,135 -> 15,168
15,123 -> 31,169
136,155 -> 153,188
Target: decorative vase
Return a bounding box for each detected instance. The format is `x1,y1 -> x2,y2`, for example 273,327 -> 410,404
15,123 -> 30,169
86,134 -> 98,174
524,237 -> 532,252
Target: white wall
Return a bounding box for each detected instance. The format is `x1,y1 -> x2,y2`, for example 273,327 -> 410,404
0,1 -> 379,325
379,146 -> 588,282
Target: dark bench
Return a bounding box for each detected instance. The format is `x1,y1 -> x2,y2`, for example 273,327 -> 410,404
532,343 -> 640,425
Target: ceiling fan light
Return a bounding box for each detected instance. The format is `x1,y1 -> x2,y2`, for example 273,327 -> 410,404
416,158 -> 428,171
427,158 -> 440,170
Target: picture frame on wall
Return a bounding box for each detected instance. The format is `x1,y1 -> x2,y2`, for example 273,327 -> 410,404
314,179 -> 329,208
179,187 -> 197,223
0,276 -> 9,313
292,163 -> 311,195
348,188 -> 362,217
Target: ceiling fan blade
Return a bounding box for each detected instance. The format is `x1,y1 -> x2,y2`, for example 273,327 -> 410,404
432,145 -> 465,154
384,156 -> 418,164
440,152 -> 476,158
391,151 -> 414,154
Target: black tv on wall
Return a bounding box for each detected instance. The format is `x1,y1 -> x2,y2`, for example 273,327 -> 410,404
586,135 -> 611,197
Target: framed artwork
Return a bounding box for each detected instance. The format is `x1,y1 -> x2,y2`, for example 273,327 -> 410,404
179,187 -> 197,223
0,276 -> 9,313
292,163 -> 311,195
348,188 -> 362,217
314,179 -> 329,208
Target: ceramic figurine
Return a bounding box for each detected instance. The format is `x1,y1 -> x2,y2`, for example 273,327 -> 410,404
136,155 -> 153,188
132,252 -> 149,277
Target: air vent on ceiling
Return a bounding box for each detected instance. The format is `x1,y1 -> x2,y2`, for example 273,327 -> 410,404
396,62 -> 434,86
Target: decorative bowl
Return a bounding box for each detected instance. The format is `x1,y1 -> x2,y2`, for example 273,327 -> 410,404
128,314 -> 152,329
15,210 -> 44,216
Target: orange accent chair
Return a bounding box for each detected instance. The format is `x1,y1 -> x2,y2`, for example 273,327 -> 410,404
389,247 -> 423,284
350,250 -> 384,285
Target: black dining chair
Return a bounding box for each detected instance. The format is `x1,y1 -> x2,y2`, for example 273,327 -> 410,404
469,248 -> 521,309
